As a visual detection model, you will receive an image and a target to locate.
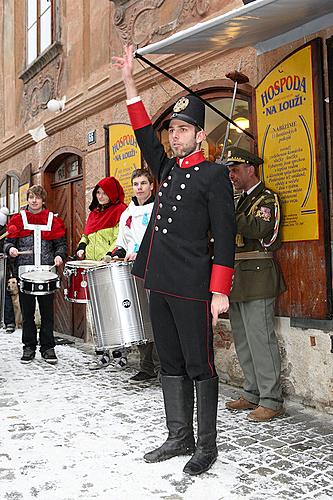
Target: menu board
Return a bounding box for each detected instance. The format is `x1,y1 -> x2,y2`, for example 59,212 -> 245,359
108,123 -> 141,204
256,43 -> 319,241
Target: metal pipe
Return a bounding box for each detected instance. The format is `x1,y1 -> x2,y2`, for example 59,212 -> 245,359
221,68 -> 250,158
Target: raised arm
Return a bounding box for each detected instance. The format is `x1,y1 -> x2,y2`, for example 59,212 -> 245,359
112,45 -> 170,182
112,45 -> 138,100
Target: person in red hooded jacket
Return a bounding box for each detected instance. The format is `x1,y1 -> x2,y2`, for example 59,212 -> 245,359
75,176 -> 128,370
76,176 -> 127,261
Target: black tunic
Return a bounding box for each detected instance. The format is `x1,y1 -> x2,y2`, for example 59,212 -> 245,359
128,100 -> 235,301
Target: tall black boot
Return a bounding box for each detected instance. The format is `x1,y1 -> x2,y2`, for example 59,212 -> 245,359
144,375 -> 195,463
183,376 -> 218,475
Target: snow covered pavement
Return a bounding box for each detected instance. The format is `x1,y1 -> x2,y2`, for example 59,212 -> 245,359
0,329 -> 332,500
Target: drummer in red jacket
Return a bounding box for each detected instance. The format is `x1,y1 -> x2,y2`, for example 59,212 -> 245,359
4,185 -> 67,364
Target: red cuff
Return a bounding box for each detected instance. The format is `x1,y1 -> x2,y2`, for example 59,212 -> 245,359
209,264 -> 234,296
127,101 -> 151,130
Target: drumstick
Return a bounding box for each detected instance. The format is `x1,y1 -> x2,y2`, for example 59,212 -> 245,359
0,224 -> 18,240
17,250 -> 33,255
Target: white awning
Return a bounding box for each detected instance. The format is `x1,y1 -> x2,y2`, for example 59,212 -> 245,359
135,0 -> 333,56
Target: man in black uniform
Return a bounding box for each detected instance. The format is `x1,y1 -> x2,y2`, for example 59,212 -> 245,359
113,46 -> 235,475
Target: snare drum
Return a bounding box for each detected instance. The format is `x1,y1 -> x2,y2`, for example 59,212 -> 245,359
63,260 -> 103,303
86,261 -> 153,350
20,270 -> 60,295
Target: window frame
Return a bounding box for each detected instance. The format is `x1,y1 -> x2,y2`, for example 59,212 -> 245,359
0,174 -> 20,215
51,155 -> 83,187
26,0 -> 55,66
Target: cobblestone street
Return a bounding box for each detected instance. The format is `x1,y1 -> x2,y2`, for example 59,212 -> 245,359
0,329 -> 332,500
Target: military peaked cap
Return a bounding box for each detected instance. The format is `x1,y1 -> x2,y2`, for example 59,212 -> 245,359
162,94 -> 205,130
225,146 -> 263,167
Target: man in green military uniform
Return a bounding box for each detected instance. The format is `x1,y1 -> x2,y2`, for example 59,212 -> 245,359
225,146 -> 286,421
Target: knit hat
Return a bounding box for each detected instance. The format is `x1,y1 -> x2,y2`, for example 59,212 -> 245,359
0,207 -> 9,226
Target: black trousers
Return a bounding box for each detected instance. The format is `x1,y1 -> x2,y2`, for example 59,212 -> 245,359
4,288 -> 15,326
149,291 -> 216,381
19,291 -> 55,353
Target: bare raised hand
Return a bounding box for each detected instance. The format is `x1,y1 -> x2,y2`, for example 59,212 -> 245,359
112,45 -> 134,80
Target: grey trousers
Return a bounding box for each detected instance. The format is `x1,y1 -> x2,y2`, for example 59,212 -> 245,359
229,298 -> 283,410
138,342 -> 160,376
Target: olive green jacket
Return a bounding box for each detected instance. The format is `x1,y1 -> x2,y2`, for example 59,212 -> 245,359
230,182 -> 286,302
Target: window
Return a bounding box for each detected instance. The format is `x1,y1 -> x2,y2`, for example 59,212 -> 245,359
53,155 -> 82,184
0,182 -> 6,210
27,0 -> 53,65
0,175 -> 19,215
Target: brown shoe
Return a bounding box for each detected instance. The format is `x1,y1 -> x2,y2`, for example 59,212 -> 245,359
225,396 -> 258,411
248,406 -> 285,422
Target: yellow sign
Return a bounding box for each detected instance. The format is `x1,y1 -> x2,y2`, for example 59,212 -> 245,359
19,182 -> 30,209
108,124 -> 141,204
256,44 -> 319,241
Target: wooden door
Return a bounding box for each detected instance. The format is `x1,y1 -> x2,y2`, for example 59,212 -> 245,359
51,179 -> 86,338
71,180 -> 86,338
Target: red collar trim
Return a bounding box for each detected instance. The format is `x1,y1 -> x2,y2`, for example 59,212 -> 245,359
176,151 -> 206,168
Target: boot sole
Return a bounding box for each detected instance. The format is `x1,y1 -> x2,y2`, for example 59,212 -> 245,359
144,447 -> 195,463
20,359 -> 35,364
183,456 -> 217,476
129,377 -> 156,384
247,408 -> 285,422
225,405 -> 258,411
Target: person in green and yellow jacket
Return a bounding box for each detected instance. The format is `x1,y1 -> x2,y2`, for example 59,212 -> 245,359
224,146 -> 286,422
76,176 -> 127,261
76,176 -> 127,370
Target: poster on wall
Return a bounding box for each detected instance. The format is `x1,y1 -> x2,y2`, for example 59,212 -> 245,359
19,182 -> 30,209
256,42 -> 319,242
105,123 -> 141,204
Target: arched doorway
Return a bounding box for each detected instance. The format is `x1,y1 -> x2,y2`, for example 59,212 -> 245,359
43,149 -> 86,339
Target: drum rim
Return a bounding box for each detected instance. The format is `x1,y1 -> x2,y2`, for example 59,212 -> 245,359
65,260 -> 105,268
20,271 -> 59,282
86,261 -> 132,273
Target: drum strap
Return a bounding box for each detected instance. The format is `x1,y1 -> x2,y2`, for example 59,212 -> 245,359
20,210 -> 54,231
20,211 -> 54,268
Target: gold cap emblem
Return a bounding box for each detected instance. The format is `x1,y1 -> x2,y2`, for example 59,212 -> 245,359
173,97 -> 189,113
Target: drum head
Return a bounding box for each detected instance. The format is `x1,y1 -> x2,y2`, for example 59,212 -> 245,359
67,260 -> 104,268
21,271 -> 58,282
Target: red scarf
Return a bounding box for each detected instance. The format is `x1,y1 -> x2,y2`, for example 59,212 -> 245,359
84,176 -> 127,235
8,210 -> 66,240
84,203 -> 127,235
